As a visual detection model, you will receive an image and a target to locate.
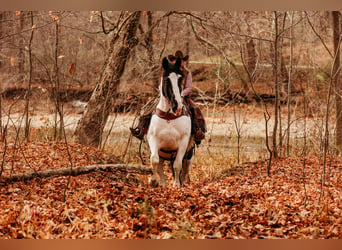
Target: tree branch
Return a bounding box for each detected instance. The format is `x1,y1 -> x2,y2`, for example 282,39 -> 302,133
189,16 -> 249,90
136,11 -> 174,46
305,11 -> 333,58
100,11 -> 121,35
0,164 -> 152,184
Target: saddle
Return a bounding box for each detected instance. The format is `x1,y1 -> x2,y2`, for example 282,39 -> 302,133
154,107 -> 189,121
130,96 -> 206,144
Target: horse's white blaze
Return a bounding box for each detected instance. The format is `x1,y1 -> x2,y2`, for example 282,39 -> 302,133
168,72 -> 183,113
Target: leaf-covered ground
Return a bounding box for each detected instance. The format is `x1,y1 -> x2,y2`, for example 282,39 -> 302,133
0,141 -> 341,239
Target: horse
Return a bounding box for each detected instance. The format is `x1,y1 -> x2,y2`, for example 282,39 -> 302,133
147,57 -> 194,187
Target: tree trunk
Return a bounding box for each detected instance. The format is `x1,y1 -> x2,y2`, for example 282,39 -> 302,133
287,12 -> 294,157
333,11 -> 342,146
74,11 -> 141,147
18,11 -> 25,83
53,15 -> 63,141
24,11 -> 34,139
246,39 -> 257,83
0,12 -> 3,70
0,12 -> 2,133
272,11 -> 280,159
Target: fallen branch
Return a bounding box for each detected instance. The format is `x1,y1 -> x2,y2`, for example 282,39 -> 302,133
0,164 -> 152,184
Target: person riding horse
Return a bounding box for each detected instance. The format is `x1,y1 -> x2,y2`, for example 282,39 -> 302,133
130,50 -> 206,145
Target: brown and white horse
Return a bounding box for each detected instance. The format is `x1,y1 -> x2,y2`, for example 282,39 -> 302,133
147,57 -> 194,187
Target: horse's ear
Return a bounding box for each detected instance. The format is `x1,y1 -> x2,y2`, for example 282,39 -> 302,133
162,57 -> 169,70
175,57 -> 182,69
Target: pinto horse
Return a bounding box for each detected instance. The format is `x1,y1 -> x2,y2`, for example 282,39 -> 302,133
147,57 -> 194,187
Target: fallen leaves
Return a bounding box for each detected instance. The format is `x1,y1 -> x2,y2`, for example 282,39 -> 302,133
0,142 -> 341,238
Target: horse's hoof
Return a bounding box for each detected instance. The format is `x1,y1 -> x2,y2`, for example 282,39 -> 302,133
172,182 -> 181,188
149,178 -> 159,188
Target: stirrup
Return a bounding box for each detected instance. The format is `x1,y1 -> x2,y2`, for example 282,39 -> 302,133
130,127 -> 144,140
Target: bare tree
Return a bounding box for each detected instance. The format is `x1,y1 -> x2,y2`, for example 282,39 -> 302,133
0,11 -> 4,70
24,11 -> 34,139
141,11 -> 160,93
246,39 -> 257,83
52,12 -> 64,141
17,11 -> 25,83
74,11 -> 142,146
286,11 -> 294,157
321,11 -> 341,193
333,11 -> 342,147
189,14 -> 250,95
271,11 -> 281,159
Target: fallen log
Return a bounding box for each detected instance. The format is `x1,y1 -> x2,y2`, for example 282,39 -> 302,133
0,164 -> 152,184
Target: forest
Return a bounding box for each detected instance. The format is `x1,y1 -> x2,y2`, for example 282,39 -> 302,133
0,10 -> 341,238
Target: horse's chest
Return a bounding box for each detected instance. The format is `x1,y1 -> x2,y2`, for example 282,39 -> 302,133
157,124 -> 186,139
148,115 -> 191,151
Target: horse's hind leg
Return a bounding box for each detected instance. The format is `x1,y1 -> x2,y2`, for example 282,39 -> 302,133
180,159 -> 191,185
181,147 -> 194,185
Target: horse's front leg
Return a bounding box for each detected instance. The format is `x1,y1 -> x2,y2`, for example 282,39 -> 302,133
172,144 -> 188,187
148,143 -> 166,187
157,159 -> 166,186
148,141 -> 160,187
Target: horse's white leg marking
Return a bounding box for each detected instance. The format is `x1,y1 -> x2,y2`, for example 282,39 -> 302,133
157,159 -> 166,186
148,138 -> 160,187
172,138 -> 189,187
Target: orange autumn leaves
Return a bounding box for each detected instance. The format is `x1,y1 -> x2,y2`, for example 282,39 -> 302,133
0,142 -> 341,238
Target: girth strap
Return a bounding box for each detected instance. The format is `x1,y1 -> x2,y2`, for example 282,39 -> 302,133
159,148 -> 177,160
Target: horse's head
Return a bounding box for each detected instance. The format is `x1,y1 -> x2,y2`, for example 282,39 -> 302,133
161,57 -> 184,114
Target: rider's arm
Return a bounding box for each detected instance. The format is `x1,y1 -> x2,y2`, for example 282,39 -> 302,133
182,72 -> 192,97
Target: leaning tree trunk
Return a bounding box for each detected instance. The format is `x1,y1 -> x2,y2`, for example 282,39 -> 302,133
246,39 -> 257,84
74,11 -> 141,146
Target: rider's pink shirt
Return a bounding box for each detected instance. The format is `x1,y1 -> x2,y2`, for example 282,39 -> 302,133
182,71 -> 192,97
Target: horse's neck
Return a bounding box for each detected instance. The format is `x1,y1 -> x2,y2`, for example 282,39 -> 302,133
157,95 -> 170,113
156,77 -> 169,113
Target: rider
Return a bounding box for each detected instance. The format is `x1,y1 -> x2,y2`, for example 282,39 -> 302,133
130,50 -> 206,145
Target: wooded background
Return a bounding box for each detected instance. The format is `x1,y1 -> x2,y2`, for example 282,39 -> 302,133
0,10 -> 342,239
0,11 -> 341,160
